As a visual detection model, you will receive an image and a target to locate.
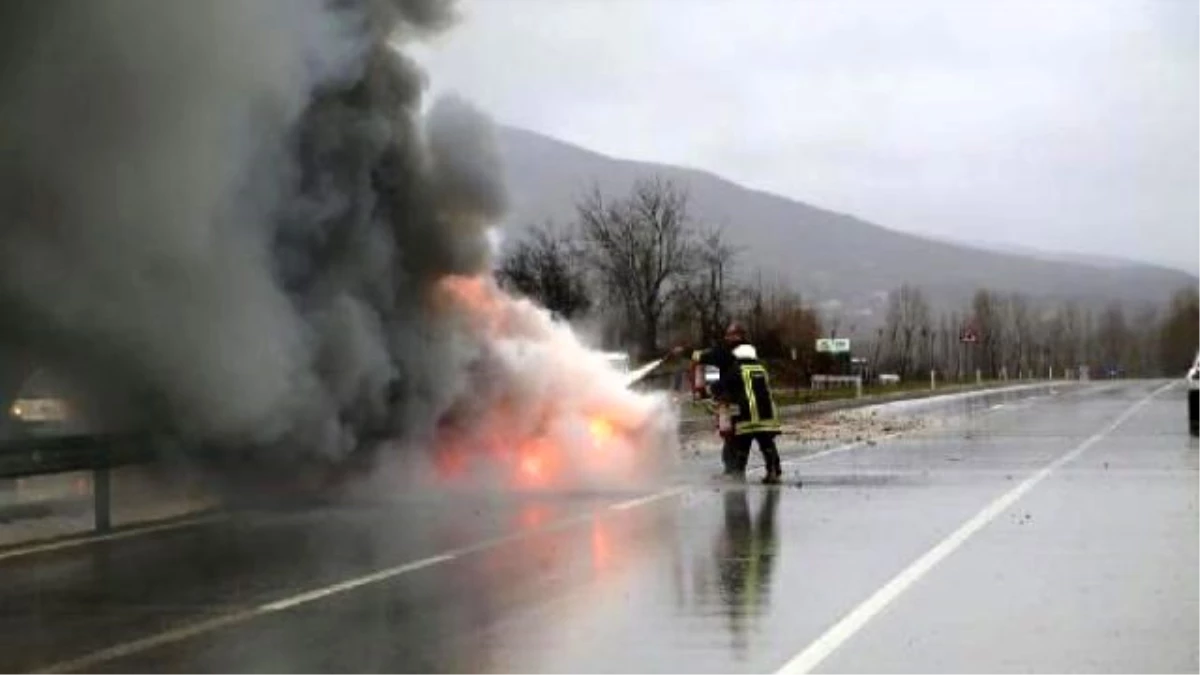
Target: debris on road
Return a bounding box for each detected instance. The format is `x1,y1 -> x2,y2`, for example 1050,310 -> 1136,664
680,409 -> 932,457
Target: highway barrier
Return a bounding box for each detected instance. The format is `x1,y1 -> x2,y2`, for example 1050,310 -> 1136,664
0,434 -> 159,533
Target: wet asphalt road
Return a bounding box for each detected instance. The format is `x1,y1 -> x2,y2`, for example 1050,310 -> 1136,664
0,380 -> 1195,673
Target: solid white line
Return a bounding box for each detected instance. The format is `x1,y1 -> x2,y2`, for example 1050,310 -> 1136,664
0,513 -> 225,564
611,486 -> 687,511
259,553 -> 457,612
774,381 -> 1174,675
36,485 -> 687,674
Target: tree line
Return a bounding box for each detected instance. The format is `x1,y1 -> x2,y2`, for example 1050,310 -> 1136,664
874,284 -> 1198,380
495,176 -> 1198,381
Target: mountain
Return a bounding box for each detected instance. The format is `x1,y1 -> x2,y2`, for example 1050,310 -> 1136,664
493,125 -> 1197,323
929,236 -> 1195,274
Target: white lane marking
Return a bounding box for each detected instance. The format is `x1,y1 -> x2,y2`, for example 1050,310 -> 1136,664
40,610 -> 265,674
36,486 -> 687,674
260,554 -> 457,612
775,380 -> 1174,675
611,486 -> 687,511
0,513 -> 225,564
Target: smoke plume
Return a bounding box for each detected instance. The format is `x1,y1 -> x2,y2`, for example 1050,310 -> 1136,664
0,0 -> 677,484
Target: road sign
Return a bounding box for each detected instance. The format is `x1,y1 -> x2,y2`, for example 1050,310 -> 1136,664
816,338 -> 851,353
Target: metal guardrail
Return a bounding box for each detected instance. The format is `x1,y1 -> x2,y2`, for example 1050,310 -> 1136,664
0,433 -> 157,478
0,434 -> 159,533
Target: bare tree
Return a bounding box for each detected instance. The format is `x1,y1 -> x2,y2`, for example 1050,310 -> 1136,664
496,222 -> 592,320
577,177 -> 695,359
1002,293 -> 1033,377
735,279 -> 822,386
1159,286 -> 1199,374
1059,300 -> 1084,373
970,289 -> 1002,377
943,310 -> 967,380
678,227 -> 740,344
1131,303 -> 1159,376
882,284 -> 931,377
1096,302 -> 1130,376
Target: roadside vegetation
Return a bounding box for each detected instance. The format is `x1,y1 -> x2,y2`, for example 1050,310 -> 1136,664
497,175 -> 1200,383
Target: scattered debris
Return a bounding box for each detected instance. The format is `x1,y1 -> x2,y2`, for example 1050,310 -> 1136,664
680,409 -> 930,458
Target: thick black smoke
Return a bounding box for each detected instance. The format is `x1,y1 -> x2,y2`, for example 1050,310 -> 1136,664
0,0 -> 506,468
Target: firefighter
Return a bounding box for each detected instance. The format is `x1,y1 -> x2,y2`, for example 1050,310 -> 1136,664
726,343 -> 784,485
673,322 -> 750,478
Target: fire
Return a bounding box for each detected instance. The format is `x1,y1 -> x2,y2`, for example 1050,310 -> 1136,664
437,274 -> 516,336
438,275 -> 495,312
514,437 -> 561,489
520,453 -> 543,478
430,272 -> 678,489
588,417 -> 616,450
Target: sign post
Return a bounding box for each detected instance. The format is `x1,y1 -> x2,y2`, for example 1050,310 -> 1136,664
960,325 -> 978,384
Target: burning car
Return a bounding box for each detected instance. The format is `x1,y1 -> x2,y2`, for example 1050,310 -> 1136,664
428,276 -> 679,491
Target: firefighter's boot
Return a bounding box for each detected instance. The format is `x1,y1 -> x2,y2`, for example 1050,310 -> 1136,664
760,437 -> 784,485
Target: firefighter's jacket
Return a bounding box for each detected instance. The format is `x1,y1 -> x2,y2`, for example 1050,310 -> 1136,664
693,345 -> 782,436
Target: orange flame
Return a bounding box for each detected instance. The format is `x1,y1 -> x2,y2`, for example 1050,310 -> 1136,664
430,272 -> 668,490
437,275 -> 512,335
514,437 -> 560,489
588,417 -> 615,450
520,453 -> 543,478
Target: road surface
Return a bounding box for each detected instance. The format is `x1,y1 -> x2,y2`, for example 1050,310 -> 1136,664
0,380 -> 1195,673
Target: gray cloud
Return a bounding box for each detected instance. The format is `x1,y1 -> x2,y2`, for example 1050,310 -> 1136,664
413,0 -> 1198,273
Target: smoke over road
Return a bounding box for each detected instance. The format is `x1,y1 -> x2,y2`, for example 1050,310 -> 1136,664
0,0 -> 677,486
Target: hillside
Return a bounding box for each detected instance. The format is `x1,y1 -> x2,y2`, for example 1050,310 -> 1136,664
495,125 -> 1197,322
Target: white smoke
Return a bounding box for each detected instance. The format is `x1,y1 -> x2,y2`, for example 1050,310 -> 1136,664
433,276 -> 679,490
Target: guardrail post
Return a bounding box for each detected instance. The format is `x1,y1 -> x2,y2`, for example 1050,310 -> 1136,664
93,465 -> 111,533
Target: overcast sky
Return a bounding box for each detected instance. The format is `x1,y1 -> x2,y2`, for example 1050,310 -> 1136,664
411,0 -> 1199,274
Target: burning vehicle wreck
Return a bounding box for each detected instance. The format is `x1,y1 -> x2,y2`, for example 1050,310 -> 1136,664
189,274 -> 679,502
429,275 -> 678,493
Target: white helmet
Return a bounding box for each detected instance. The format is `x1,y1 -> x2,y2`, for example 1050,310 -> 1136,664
732,344 -> 758,361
